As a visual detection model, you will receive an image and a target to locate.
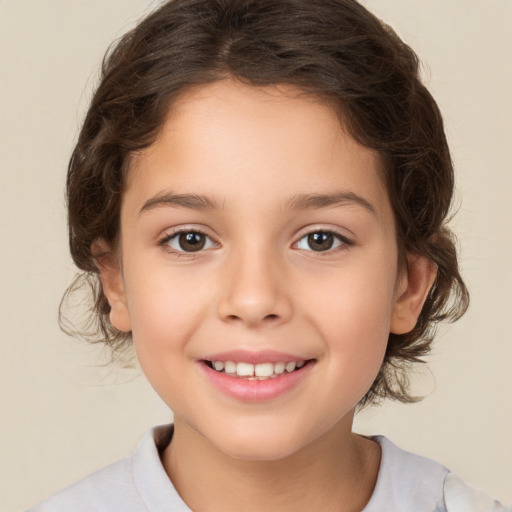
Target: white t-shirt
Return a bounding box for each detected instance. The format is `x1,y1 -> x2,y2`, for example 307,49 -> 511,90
27,424 -> 510,512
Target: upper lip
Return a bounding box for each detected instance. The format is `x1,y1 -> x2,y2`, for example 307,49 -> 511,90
201,349 -> 312,364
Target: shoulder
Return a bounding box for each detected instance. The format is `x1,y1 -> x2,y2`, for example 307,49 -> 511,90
26,424 -> 189,512
363,435 -> 449,512
363,436 -> 511,512
443,473 -> 512,512
25,456 -> 142,512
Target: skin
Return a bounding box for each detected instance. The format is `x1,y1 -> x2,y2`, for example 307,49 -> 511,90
97,79 -> 435,511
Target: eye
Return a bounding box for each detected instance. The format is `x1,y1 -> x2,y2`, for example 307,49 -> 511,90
295,230 -> 350,252
160,230 -> 217,253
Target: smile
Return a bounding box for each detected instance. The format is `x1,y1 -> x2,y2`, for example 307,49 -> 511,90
199,356 -> 315,402
204,360 -> 306,380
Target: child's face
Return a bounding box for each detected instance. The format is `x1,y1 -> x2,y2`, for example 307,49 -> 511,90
103,79 -> 422,460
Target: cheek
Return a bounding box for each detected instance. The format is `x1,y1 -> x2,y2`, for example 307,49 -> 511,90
321,298 -> 390,405
122,264 -> 212,367
326,292 -> 390,373
307,256 -> 396,332
302,254 -> 397,382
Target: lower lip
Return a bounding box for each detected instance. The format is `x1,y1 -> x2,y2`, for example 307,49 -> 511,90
199,362 -> 314,402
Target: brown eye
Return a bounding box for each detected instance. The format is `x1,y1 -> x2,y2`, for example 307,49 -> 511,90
296,230 -> 349,253
179,232 -> 206,251
163,230 -> 216,253
307,232 -> 334,251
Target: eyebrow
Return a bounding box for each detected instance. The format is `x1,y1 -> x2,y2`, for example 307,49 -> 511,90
285,191 -> 376,215
139,190 -> 376,216
139,192 -> 224,215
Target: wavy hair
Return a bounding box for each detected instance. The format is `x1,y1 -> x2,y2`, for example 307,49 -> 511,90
61,0 -> 469,405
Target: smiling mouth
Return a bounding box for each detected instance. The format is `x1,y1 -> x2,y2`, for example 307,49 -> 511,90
202,360 -> 313,380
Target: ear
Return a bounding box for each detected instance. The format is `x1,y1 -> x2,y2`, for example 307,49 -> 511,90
390,253 -> 437,335
91,239 -> 132,333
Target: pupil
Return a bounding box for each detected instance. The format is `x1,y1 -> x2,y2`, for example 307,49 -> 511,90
179,232 -> 205,252
308,232 -> 333,251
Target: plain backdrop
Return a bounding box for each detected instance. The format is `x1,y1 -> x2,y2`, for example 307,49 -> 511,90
1,1 -> 511,510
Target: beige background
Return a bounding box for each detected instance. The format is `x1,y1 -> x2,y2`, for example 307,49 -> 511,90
1,1 -> 511,510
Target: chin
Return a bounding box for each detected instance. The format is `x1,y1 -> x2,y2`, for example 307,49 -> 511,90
218,437 -> 303,462
203,418 -> 318,462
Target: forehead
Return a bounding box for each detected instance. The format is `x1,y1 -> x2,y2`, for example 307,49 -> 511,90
126,79 -> 390,219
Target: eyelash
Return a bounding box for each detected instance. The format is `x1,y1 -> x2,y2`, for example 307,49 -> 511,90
157,228 -> 353,256
158,228 -> 218,257
294,230 -> 353,255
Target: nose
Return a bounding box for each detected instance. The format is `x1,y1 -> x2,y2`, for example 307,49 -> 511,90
217,245 -> 293,328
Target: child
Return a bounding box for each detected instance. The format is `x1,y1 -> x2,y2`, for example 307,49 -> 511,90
26,0 -> 510,511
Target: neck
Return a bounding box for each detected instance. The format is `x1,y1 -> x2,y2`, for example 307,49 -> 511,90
162,414 -> 381,512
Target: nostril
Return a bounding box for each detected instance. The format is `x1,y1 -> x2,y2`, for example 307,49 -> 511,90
222,314 -> 280,326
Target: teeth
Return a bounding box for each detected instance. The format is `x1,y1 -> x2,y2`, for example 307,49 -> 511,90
209,360 -> 306,378
274,362 -> 285,374
285,362 -> 297,372
254,363 -> 274,377
224,361 -> 236,374
236,362 -> 254,377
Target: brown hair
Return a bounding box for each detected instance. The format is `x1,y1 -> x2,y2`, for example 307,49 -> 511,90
61,0 -> 469,405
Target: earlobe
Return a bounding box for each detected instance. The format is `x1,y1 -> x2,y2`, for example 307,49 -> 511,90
390,253 -> 437,335
91,239 -> 132,333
